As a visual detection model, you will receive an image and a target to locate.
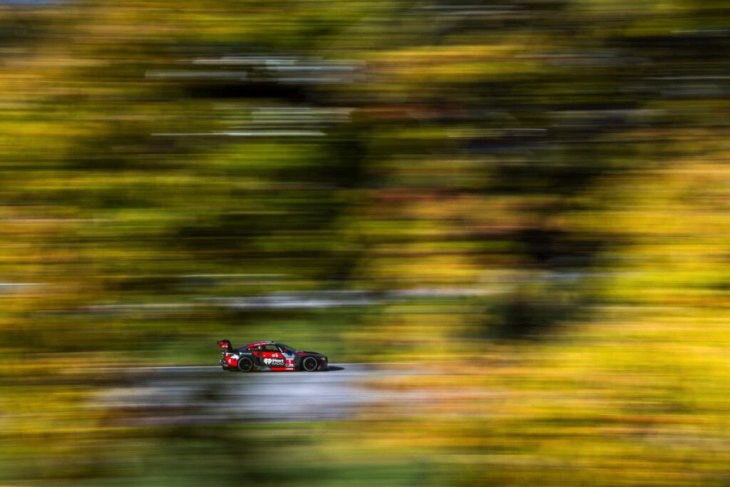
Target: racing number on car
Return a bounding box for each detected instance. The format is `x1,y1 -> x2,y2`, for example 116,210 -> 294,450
280,350 -> 296,368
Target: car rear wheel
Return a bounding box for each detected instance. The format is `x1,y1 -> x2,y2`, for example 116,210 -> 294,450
238,357 -> 254,372
302,356 -> 318,372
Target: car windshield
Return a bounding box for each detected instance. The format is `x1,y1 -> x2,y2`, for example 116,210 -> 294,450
277,343 -> 295,353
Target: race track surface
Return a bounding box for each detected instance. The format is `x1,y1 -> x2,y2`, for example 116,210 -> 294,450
95,364 -> 422,425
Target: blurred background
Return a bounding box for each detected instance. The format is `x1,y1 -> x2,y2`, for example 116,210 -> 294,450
1,0 -> 729,485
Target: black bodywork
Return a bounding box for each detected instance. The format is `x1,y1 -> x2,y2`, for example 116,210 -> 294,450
218,339 -> 328,372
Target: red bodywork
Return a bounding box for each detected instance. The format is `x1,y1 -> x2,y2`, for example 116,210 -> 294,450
218,339 -> 327,372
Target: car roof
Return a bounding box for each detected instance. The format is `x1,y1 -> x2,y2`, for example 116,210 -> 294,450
245,341 -> 277,347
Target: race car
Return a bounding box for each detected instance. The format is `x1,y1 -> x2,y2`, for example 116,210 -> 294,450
217,339 -> 328,372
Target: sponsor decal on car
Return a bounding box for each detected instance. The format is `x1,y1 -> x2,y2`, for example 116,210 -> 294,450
263,358 -> 285,366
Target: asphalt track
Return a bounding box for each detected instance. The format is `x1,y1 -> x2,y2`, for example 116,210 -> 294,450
96,364 -> 423,424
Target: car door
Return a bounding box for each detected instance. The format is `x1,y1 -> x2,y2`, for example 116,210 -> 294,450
259,344 -> 286,368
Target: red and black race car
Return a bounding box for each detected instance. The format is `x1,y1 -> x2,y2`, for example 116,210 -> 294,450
217,339 -> 328,372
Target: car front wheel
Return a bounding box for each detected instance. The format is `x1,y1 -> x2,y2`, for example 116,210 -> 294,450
301,356 -> 319,372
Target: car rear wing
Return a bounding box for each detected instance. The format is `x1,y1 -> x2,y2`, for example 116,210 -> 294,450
217,339 -> 233,350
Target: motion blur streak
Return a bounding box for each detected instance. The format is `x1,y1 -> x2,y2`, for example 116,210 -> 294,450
1,0 -> 729,485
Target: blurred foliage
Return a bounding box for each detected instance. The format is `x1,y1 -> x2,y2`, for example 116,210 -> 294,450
0,0 -> 729,484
